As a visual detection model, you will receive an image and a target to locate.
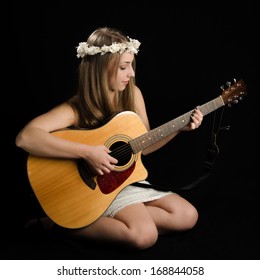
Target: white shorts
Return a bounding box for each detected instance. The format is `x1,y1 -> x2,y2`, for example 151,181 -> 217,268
102,180 -> 173,218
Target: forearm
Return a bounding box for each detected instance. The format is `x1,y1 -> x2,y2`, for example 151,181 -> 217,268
15,126 -> 88,159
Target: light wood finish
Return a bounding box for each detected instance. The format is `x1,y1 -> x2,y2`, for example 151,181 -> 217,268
27,112 -> 148,229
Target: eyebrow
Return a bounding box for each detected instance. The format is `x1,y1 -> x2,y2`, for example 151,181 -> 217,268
120,61 -> 132,65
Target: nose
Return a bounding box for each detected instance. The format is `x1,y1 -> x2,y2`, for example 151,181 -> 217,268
128,66 -> 135,78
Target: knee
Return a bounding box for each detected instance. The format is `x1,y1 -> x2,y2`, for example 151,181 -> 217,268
128,225 -> 158,250
184,205 -> 198,229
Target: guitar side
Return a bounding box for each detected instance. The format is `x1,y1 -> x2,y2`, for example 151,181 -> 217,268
27,111 -> 148,229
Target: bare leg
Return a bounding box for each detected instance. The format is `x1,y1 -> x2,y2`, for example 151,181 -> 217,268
65,202 -> 159,249
37,194 -> 198,249
145,194 -> 198,234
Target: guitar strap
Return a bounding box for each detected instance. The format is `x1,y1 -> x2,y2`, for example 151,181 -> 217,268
132,107 -> 230,192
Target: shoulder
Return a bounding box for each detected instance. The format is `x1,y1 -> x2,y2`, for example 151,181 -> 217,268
51,102 -> 75,115
132,85 -> 150,130
133,84 -> 145,106
133,84 -> 142,96
48,102 -> 78,126
22,102 -> 77,133
133,85 -> 145,103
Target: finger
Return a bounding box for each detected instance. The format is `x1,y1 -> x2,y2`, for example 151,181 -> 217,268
189,122 -> 196,130
191,115 -> 199,125
194,108 -> 203,120
107,149 -> 118,164
102,166 -> 111,174
109,156 -> 118,164
191,113 -> 202,125
102,161 -> 115,171
97,169 -> 104,175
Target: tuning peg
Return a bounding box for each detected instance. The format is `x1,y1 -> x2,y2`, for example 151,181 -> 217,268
233,78 -> 237,83
239,92 -> 244,100
220,85 -> 225,91
226,81 -> 231,87
227,98 -> 232,107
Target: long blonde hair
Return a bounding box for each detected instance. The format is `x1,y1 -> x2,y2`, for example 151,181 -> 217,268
68,27 -> 137,129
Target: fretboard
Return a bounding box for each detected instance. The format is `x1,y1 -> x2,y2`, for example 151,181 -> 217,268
130,95 -> 224,153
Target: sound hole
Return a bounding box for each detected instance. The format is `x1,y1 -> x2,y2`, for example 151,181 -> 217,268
109,141 -> 133,167
77,140 -> 134,190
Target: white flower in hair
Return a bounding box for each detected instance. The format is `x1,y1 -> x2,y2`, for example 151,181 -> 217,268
76,37 -> 141,58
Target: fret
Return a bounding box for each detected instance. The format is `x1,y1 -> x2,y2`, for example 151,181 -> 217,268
130,96 -> 225,153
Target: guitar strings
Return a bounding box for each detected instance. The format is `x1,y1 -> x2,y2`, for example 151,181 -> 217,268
110,143 -> 133,163
79,141 -> 135,178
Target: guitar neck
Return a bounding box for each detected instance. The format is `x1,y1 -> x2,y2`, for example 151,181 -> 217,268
130,95 -> 224,153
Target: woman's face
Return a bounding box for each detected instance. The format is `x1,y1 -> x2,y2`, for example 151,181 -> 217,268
109,52 -> 135,92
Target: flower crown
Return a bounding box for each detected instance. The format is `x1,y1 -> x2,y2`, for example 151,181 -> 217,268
76,37 -> 141,58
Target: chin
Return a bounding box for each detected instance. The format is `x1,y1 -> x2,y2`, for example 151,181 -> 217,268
120,85 -> 126,91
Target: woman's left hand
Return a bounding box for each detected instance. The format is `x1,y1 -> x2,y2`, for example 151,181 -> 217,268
182,107 -> 203,131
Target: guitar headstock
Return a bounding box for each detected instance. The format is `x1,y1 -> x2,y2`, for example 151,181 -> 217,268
221,79 -> 247,106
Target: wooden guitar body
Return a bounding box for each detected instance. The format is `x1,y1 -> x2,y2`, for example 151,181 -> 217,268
27,111 -> 148,229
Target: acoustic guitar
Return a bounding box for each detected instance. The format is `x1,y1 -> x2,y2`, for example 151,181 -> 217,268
27,79 -> 247,229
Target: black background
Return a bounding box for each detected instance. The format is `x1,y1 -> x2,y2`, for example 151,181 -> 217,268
4,3 -> 259,259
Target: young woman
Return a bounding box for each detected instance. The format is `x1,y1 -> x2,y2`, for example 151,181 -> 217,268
16,27 -> 203,249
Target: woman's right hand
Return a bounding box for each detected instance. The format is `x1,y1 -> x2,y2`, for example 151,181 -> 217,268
85,145 -> 118,175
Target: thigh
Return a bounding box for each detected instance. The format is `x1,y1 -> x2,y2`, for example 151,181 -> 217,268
114,202 -> 157,231
61,203 -> 157,241
145,193 -> 194,212
144,194 -> 198,231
